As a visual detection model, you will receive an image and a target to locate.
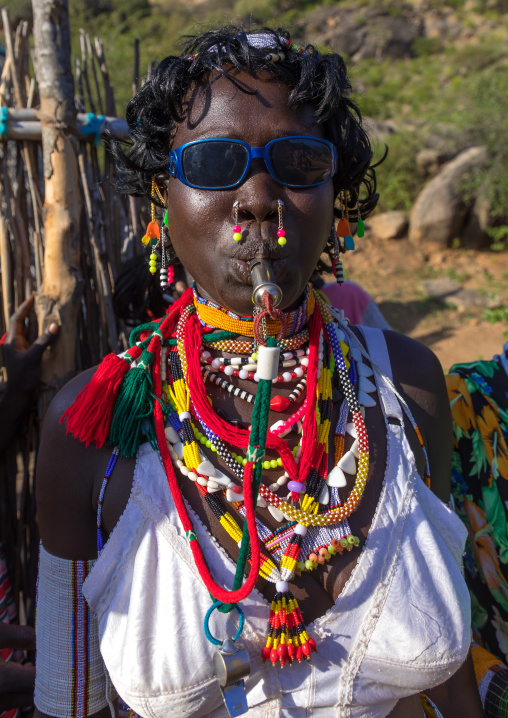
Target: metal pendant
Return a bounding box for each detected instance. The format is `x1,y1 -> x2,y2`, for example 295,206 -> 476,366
213,638 -> 250,717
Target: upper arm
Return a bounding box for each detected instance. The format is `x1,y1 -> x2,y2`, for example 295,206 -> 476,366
385,330 -> 452,502
36,368 -> 110,560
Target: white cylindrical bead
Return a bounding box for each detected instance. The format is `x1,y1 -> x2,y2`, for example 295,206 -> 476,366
294,523 -> 307,536
276,581 -> 289,593
256,345 -> 281,381
230,357 -> 242,365
179,411 -> 191,421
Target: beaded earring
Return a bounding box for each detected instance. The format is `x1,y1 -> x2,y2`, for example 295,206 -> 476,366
144,178 -> 175,287
142,179 -> 161,268
331,220 -> 344,285
277,200 -> 286,246
233,201 -> 242,242
337,190 -> 354,252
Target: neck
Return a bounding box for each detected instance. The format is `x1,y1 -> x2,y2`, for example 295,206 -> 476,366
192,284 -> 314,339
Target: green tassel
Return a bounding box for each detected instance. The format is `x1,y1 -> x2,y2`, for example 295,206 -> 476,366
164,209 -> 169,227
109,366 -> 154,457
357,218 -> 365,238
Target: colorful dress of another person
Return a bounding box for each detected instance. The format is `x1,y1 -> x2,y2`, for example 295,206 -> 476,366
0,544 -> 24,718
447,345 -> 508,717
319,280 -> 391,329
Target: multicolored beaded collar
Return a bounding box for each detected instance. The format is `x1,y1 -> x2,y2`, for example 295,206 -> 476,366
193,284 -> 314,337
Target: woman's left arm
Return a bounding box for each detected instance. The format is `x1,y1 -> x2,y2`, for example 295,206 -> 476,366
386,332 -> 485,717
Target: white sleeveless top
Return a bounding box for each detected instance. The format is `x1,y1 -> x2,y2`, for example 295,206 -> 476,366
82,328 -> 470,718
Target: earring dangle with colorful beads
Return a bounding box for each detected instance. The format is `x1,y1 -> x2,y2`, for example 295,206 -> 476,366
337,191 -> 354,252
331,220 -> 344,285
233,201 -> 242,242
277,200 -> 286,246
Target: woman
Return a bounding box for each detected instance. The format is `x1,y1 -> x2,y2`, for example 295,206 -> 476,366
34,27 -> 482,718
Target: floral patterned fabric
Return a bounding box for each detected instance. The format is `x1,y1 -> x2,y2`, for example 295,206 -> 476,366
446,356 -> 508,661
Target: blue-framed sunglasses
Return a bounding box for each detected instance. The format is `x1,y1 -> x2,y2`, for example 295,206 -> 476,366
167,136 -> 338,190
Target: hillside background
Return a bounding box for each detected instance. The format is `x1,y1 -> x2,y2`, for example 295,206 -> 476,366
2,0 -> 507,368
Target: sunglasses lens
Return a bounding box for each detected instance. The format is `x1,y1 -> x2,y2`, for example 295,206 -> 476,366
181,141 -> 249,188
269,138 -> 334,187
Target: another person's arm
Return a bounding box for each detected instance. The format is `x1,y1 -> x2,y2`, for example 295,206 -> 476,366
0,295 -> 59,454
387,332 -> 485,717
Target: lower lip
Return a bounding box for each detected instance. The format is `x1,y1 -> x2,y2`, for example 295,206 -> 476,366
231,258 -> 289,284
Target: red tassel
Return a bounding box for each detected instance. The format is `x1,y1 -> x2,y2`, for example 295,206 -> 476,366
60,348 -> 141,448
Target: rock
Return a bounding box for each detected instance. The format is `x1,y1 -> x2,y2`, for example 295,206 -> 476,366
444,288 -> 499,311
367,211 -> 408,240
351,11 -> 424,61
461,194 -> 492,250
363,117 -> 397,143
416,149 -> 450,178
409,146 -> 487,246
420,279 -> 499,311
420,278 -> 461,299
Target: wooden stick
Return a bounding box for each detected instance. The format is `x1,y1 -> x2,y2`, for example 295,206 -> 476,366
86,32 -> 103,116
1,9 -> 25,109
0,214 -> 13,328
80,29 -> 96,115
0,114 -> 130,140
133,37 -> 140,97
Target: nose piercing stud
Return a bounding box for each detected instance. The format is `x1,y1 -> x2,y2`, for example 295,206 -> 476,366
277,200 -> 286,246
233,201 -> 242,242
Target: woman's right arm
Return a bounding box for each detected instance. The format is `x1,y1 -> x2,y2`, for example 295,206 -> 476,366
34,369 -> 119,718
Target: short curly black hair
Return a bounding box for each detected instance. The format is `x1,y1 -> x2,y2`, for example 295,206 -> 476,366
113,25 -> 380,274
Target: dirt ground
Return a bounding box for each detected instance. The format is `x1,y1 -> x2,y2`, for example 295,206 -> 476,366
344,237 -> 508,372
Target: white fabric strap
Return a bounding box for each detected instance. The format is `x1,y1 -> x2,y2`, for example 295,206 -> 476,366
355,326 -> 403,422
35,543 -> 116,717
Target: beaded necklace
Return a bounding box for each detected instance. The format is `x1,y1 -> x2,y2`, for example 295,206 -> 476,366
205,327 -> 310,354
194,285 -> 314,337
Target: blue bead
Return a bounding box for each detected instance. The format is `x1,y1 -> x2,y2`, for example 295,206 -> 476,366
345,235 -> 355,251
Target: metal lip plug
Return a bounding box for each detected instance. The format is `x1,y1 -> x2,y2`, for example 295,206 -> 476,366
248,257 -> 283,308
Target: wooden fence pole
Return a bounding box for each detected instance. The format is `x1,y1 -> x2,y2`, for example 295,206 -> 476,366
31,0 -> 83,400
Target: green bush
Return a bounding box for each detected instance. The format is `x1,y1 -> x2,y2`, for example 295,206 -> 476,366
371,131 -> 427,213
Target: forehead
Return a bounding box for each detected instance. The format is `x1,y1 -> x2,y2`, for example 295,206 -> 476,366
173,70 -> 323,147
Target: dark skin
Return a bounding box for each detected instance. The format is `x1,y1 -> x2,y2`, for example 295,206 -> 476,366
35,72 -> 484,718
0,295 -> 59,710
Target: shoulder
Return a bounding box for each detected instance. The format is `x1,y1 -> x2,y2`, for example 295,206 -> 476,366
36,367 -> 115,559
379,330 -> 451,501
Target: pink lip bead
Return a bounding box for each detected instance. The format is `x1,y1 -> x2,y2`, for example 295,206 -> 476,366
287,480 -> 306,493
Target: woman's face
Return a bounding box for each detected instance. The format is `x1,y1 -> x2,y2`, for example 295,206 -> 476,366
164,70 -> 335,316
